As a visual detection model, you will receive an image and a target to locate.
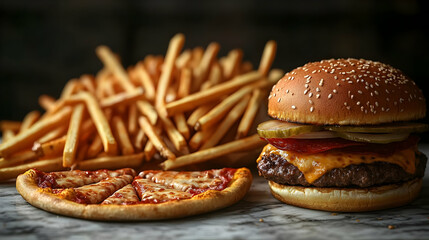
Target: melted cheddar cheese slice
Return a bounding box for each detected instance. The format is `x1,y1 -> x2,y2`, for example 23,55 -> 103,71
258,144 -> 416,183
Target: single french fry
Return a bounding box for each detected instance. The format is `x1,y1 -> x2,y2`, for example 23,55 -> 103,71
0,121 -> 21,132
73,92 -> 117,155
165,71 -> 262,116
187,102 -> 217,128
63,104 -> 85,167
19,111 -> 41,133
134,62 -> 156,101
34,136 -> 67,158
36,125 -> 67,144
99,87 -> 145,108
95,68 -> 111,99
240,61 -> 254,74
112,116 -> 134,155
0,107 -> 72,157
268,68 -> 286,85
2,129 -> 15,142
189,47 -> 204,68
86,135 -> 103,159
138,116 -> 175,160
0,157 -> 64,181
144,55 -> 163,83
195,83 -> 261,131
144,141 -> 156,162
80,74 -> 96,95
222,49 -> 243,80
161,134 -> 265,170
175,49 -> 192,69
192,42 -> 220,92
0,150 -> 39,168
96,45 -> 135,93
60,79 -> 79,100
128,104 -> 138,135
207,62 -> 223,86
133,127 -> 147,151
76,152 -> 144,171
38,94 -> 57,111
236,88 -> 263,139
158,114 -> 187,152
200,94 -> 251,150
136,100 -> 158,125
173,114 -> 190,140
258,40 -> 277,76
155,33 -> 185,110
189,128 -> 215,152
177,67 -> 192,99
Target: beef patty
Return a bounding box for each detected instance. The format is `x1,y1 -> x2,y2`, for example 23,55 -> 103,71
257,151 -> 427,188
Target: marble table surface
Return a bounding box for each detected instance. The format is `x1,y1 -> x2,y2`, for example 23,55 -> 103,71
1,145 -> 429,240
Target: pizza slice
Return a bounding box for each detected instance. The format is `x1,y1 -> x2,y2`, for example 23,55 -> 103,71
139,168 -> 237,194
55,174 -> 134,204
36,168 -> 136,188
101,184 -> 139,205
132,178 -> 193,204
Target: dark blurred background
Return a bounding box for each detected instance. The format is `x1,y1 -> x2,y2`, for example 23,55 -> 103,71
1,0 -> 428,140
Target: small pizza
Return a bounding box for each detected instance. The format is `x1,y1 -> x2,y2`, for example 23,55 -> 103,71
16,167 -> 252,221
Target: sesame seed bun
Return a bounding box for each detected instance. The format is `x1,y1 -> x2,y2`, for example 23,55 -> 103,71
268,58 -> 426,125
268,178 -> 422,212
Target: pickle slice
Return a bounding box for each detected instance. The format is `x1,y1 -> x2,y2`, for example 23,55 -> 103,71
257,120 -> 323,138
325,122 -> 428,133
336,132 -> 410,144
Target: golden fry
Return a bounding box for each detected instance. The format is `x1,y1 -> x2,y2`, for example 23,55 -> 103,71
63,104 -> 85,167
258,40 -> 277,76
161,134 -> 265,170
236,88 -> 263,139
200,94 -> 250,150
0,107 -> 72,157
96,45 -> 135,93
77,152 -> 144,171
165,71 -> 262,115
112,116 -> 134,155
138,116 -> 175,160
19,111 -> 41,133
155,33 -> 185,110
134,62 -> 156,101
0,157 -> 64,181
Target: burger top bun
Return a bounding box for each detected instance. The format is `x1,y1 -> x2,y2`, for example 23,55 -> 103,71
268,58 -> 426,125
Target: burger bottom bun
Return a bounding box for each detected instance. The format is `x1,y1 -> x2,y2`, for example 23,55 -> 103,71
268,178 -> 422,212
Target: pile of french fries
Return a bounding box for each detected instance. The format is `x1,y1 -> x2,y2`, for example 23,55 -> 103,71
0,33 -> 283,181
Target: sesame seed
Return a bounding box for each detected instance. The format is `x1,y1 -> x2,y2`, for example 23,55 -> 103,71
357,101 -> 361,105
333,89 -> 337,93
316,94 -> 320,98
277,98 -> 281,102
316,87 -> 321,92
328,94 -> 333,99
310,106 -> 314,112
309,100 -> 313,104
273,93 -> 276,97
358,90 -> 362,94
309,92 -> 313,98
304,89 -> 309,95
291,105 -> 296,109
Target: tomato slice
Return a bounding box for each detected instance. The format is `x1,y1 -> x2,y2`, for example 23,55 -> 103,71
262,135 -> 419,154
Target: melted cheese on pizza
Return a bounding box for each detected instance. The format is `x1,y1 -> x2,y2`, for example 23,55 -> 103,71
133,178 -> 192,203
258,144 -> 416,183
101,184 -> 140,205
38,168 -> 135,188
57,175 -> 134,204
139,169 -> 235,194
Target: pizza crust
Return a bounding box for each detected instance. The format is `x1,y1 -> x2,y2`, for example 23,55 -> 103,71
16,168 -> 252,221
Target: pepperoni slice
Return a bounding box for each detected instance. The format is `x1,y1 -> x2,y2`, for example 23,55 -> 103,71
262,135 -> 419,154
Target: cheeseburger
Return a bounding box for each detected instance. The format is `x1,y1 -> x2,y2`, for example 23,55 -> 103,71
257,58 -> 428,212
